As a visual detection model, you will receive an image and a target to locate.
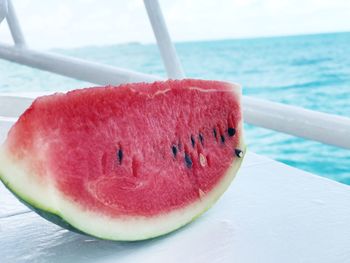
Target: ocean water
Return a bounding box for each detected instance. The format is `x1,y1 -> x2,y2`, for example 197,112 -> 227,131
0,32 -> 349,184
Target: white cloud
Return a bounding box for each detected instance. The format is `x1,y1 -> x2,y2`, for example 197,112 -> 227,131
0,0 -> 349,49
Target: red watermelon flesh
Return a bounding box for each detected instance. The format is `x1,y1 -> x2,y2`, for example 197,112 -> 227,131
0,79 -> 245,240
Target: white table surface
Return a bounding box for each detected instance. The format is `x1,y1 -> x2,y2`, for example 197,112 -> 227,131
1,118 -> 350,263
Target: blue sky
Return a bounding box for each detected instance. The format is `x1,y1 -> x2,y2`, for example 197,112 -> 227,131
0,0 -> 350,49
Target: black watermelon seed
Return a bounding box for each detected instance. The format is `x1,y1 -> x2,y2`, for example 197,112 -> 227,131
191,135 -> 195,148
235,149 -> 243,158
221,135 -> 226,143
227,127 -> 236,137
184,153 -> 193,168
117,149 -> 123,164
199,133 -> 204,145
172,145 -> 178,157
213,128 -> 217,139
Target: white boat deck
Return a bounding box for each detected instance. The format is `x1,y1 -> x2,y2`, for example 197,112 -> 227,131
1,117 -> 350,263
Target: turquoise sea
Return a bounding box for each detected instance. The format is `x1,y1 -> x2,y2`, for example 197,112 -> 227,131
0,32 -> 349,184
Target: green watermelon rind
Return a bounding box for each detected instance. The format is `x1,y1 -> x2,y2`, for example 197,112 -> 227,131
0,145 -> 246,241
0,174 -> 85,235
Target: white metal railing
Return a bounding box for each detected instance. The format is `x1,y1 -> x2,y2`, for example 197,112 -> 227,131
144,0 -> 184,79
0,44 -> 160,85
0,0 -> 7,25
0,0 -> 349,150
5,0 -> 25,46
243,97 -> 350,149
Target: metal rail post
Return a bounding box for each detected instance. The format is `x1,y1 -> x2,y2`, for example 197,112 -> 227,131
0,0 -> 8,24
6,0 -> 26,46
144,0 -> 184,79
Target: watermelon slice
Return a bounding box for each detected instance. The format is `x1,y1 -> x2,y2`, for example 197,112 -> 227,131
0,79 -> 245,241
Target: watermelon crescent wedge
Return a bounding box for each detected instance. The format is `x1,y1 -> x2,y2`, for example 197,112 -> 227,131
0,79 -> 245,241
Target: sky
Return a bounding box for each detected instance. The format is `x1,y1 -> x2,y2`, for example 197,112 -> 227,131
0,0 -> 349,49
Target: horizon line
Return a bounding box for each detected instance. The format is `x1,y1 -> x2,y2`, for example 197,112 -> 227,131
50,30 -> 350,51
